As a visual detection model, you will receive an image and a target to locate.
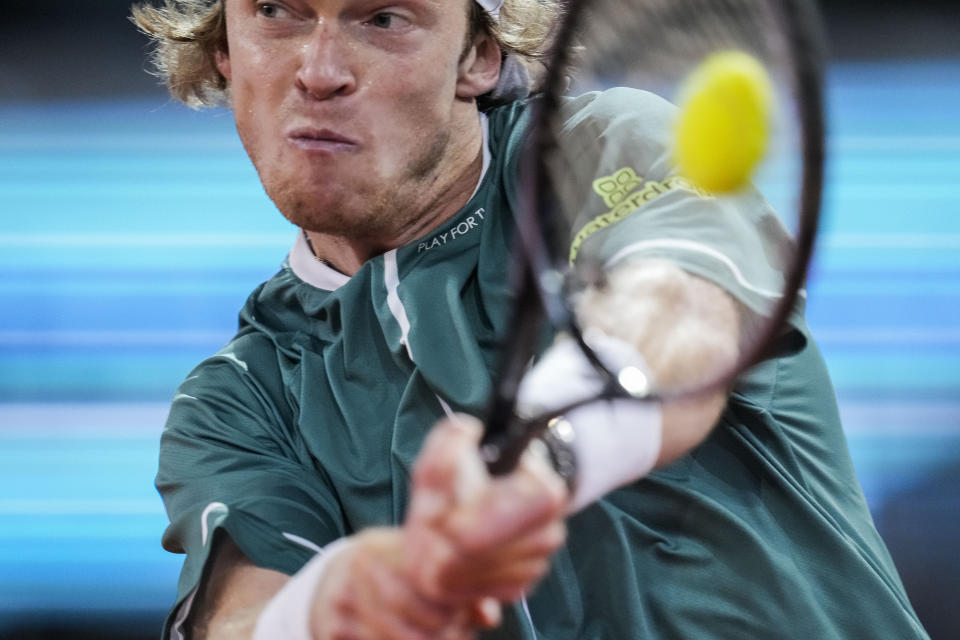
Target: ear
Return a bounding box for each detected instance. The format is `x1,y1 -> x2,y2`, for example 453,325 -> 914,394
215,49 -> 232,81
456,33 -> 502,99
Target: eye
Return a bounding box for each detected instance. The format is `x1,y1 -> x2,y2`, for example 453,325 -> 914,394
256,2 -> 290,19
367,12 -> 405,29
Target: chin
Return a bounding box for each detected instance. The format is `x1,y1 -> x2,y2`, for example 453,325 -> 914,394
275,198 -> 340,235
271,187 -> 372,237
262,173 -> 331,227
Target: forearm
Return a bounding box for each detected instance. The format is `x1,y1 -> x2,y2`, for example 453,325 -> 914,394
190,538 -> 288,640
201,608 -> 263,640
193,533 -> 404,640
576,257 -> 741,468
190,517 -> 533,640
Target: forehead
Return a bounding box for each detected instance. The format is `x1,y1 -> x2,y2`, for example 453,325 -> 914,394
222,0 -> 473,16
220,0 -> 479,46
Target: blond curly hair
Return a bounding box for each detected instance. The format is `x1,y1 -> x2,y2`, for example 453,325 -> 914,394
131,0 -> 562,108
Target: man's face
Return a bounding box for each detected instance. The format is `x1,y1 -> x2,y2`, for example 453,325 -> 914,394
218,0 -> 491,240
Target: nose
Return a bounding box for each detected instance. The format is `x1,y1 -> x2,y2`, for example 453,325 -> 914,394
295,22 -> 357,100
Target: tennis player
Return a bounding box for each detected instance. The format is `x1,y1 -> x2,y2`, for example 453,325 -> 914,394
133,0 -> 930,638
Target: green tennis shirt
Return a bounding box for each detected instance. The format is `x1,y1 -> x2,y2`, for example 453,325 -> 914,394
158,90 -> 928,639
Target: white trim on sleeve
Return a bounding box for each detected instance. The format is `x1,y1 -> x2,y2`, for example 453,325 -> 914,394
169,587 -> 197,640
605,238 -> 806,299
201,502 -> 228,546
283,532 -> 325,555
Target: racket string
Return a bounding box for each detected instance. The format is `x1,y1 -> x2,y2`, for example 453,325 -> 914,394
531,0 -> 803,378
546,0 -> 793,248
574,0 -> 784,84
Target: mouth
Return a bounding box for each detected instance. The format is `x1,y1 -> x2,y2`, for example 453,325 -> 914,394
287,127 -> 359,153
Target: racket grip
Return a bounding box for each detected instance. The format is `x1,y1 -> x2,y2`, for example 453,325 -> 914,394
480,418 -> 543,476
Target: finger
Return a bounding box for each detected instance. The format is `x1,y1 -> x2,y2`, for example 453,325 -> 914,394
405,525 -> 517,605
438,623 -> 478,640
319,557 -> 368,640
371,559 -> 457,632
470,597 -> 503,629
405,495 -> 564,604
441,518 -> 565,580
403,523 -> 462,603
438,608 -> 481,640
445,458 -> 566,552
440,556 -> 553,602
349,545 -> 460,638
409,416 -> 486,523
360,606 -> 445,640
322,602 -> 366,640
462,519 -> 566,565
413,417 -> 483,487
408,525 -> 561,605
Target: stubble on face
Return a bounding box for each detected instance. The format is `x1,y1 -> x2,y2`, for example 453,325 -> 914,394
261,121 -> 456,243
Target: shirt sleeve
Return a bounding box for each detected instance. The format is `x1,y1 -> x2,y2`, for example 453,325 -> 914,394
157,337 -> 346,638
551,87 -> 801,323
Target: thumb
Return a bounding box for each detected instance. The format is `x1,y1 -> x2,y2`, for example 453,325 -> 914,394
409,415 -> 486,523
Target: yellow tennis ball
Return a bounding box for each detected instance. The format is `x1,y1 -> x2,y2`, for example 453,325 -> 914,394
674,50 -> 774,193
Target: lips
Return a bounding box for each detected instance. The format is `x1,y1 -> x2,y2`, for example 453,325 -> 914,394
287,127 -> 359,153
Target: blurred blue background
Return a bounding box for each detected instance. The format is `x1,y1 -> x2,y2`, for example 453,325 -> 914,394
1,1 -> 958,638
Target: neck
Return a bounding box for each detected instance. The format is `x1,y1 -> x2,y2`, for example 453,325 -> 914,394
304,115 -> 485,275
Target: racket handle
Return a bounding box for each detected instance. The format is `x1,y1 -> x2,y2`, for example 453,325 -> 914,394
480,418 -> 541,476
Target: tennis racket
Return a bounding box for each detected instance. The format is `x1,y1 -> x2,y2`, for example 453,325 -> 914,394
482,0 -> 827,475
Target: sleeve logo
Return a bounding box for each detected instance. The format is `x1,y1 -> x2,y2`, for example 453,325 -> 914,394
570,167 -> 711,264
592,167 -> 644,209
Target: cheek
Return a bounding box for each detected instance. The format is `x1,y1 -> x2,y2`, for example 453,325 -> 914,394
228,48 -> 292,159
224,18 -> 289,108
389,58 -> 460,122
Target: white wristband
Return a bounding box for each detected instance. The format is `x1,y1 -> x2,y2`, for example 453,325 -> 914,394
252,538 -> 352,640
517,332 -> 663,513
563,397 -> 662,512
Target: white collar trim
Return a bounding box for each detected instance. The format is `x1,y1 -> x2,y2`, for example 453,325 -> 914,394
288,112 -> 491,292
288,231 -> 351,291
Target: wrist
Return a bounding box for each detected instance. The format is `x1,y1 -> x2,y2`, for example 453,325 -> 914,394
562,397 -> 662,513
519,333 -> 663,514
